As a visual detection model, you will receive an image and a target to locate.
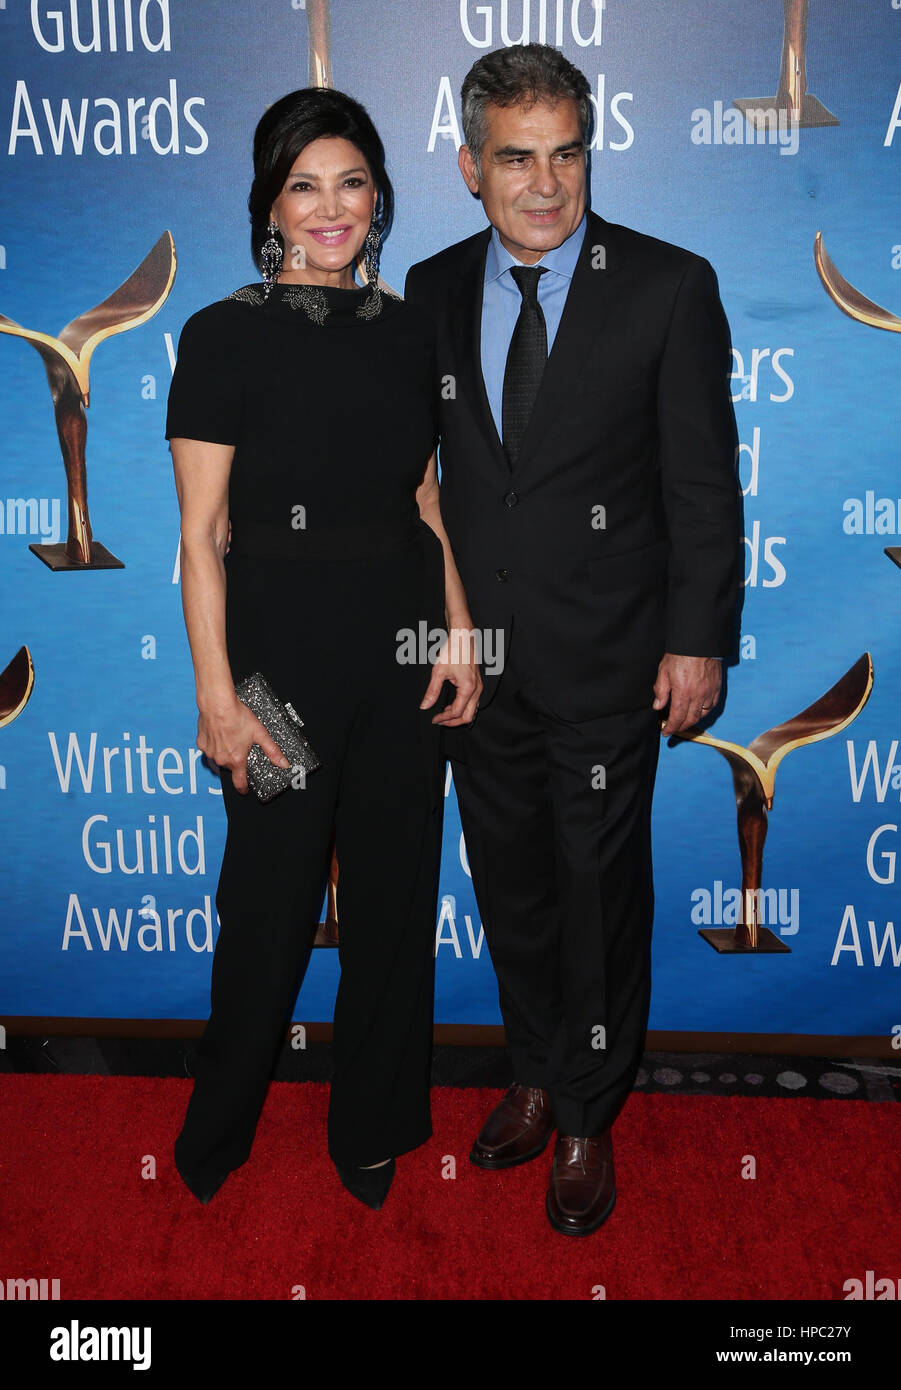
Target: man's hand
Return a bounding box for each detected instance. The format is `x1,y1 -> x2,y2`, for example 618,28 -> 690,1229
653,654 -> 722,736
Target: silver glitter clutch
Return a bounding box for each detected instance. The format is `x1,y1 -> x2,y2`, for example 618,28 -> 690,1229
234,672 -> 321,802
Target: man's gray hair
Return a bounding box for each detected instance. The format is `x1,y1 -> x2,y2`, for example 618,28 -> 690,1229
461,44 -> 593,178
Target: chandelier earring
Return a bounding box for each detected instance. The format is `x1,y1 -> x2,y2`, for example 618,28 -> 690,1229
261,220 -> 284,299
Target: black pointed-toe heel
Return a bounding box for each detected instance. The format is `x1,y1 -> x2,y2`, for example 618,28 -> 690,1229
175,1158 -> 228,1205
333,1157 -> 395,1210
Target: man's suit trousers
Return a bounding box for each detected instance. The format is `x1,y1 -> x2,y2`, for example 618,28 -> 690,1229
449,627 -> 661,1138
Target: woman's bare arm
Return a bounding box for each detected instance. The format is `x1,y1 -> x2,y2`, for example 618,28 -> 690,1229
170,436 -> 289,792
415,450 -> 482,726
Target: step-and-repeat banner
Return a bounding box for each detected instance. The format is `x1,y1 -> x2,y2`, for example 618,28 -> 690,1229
2,1 -> 899,1037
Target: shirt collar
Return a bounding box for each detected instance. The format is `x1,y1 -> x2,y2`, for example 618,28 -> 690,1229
484,212 -> 586,286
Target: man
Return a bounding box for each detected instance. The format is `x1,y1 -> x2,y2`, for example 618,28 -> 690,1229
405,44 -> 741,1236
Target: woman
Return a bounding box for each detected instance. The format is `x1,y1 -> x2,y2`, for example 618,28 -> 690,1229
165,87 -> 481,1210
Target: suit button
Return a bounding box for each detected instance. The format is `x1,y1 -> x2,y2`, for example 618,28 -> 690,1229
504,491 -> 519,507
496,568 -> 508,582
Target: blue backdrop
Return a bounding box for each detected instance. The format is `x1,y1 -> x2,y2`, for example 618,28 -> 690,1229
2,0 -> 899,1037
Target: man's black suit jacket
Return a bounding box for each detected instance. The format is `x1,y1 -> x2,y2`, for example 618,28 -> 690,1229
404,210 -> 742,722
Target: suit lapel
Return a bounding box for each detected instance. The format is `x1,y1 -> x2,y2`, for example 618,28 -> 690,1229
513,211 -> 624,473
447,213 -> 625,476
448,228 -> 508,472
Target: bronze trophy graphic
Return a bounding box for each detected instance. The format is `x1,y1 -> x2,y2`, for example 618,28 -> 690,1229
815,233 -> 901,335
0,231 -> 176,569
305,0 -> 332,86
734,0 -> 838,130
313,835 -> 340,947
813,234 -> 901,571
673,653 -> 872,953
0,646 -> 34,728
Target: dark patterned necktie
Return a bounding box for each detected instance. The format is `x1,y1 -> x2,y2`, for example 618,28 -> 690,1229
501,265 -> 548,468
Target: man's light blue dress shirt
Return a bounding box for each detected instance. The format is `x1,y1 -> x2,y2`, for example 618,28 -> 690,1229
480,213 -> 586,440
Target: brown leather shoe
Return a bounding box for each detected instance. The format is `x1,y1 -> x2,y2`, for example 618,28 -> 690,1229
546,1131 -> 616,1236
469,1084 -> 554,1169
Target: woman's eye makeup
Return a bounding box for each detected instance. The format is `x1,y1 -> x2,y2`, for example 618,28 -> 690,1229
287,176 -> 369,193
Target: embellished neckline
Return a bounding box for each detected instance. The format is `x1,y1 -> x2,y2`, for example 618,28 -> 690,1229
225,278 -> 398,325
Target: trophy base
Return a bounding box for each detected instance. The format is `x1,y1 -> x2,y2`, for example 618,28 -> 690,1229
698,927 -> 791,954
29,541 -> 124,571
314,919 -> 338,948
733,94 -> 839,129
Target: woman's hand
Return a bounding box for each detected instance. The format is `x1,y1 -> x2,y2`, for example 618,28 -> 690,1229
197,695 -> 290,795
420,627 -> 483,727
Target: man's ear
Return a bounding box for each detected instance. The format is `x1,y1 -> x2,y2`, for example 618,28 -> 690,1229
458,144 -> 481,197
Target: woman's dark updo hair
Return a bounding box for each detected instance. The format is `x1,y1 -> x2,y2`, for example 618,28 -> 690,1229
248,87 -> 394,274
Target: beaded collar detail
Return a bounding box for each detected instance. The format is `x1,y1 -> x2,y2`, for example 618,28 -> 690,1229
225,279 -> 397,325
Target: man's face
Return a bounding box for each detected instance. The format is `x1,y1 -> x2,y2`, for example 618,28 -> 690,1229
458,97 -> 587,264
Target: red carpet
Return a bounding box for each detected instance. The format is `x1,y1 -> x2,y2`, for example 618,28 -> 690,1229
0,1075 -> 897,1300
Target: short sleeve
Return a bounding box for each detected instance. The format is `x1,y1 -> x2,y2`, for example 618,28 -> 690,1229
164,303 -> 242,445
